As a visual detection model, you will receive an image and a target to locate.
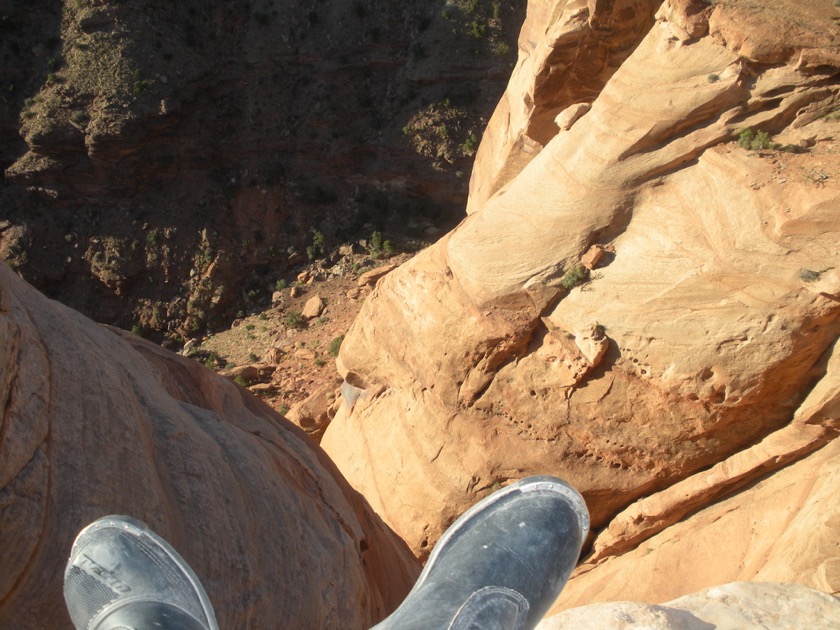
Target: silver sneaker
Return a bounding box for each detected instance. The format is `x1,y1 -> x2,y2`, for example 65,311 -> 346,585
372,476 -> 589,630
64,515 -> 219,630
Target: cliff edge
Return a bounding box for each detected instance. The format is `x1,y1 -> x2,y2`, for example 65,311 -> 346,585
0,263 -> 419,628
321,0 -> 840,604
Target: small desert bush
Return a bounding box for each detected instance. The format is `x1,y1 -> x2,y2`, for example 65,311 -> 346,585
737,128 -> 778,151
284,310 -> 306,329
328,335 -> 345,357
560,264 -> 588,291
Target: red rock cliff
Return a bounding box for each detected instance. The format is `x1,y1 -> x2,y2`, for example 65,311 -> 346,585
321,0 -> 840,603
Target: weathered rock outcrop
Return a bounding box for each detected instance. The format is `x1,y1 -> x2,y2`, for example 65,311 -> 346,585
0,263 -> 419,628
322,0 -> 840,597
551,433 -> 840,611
539,582 -> 840,629
467,0 -> 664,213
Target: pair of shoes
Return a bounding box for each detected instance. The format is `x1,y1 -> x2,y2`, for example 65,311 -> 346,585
64,477 -> 587,630
372,476 -> 589,630
63,515 -> 219,630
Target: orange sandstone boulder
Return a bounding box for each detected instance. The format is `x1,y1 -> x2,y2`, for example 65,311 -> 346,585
0,263 -> 418,629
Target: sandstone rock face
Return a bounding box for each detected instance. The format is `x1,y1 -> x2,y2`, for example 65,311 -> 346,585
551,434 -> 840,611
466,0 -> 664,214
539,582 -> 840,629
322,0 -> 840,589
0,264 -> 418,629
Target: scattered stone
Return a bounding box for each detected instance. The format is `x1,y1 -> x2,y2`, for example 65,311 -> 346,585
256,365 -> 277,381
271,291 -> 284,305
290,286 -> 302,298
249,383 -> 277,396
347,288 -> 362,300
287,379 -> 343,441
297,271 -> 310,283
263,345 -> 285,364
555,103 -> 591,131
575,325 -> 610,367
221,365 -> 261,383
357,263 -> 397,287
221,364 -> 275,383
302,295 -> 325,319
294,348 -> 316,361
580,244 -> 610,270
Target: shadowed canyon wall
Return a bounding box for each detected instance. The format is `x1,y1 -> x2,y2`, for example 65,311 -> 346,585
0,0 -> 523,338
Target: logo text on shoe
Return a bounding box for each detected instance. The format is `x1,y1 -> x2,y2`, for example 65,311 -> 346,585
78,554 -> 132,594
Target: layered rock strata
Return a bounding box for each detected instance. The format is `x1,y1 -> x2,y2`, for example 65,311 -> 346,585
0,263 -> 418,629
322,0 -> 840,596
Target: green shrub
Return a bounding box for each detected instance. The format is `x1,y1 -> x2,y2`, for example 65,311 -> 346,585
328,335 -> 345,357
247,352 -> 258,362
284,310 -> 306,329
460,133 -> 480,156
234,375 -> 250,387
314,357 -> 326,367
492,41 -> 513,58
468,20 -> 487,38
560,264 -> 588,291
737,128 -> 778,151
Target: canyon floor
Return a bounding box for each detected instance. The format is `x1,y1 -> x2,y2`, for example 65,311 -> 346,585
191,243 -> 415,433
